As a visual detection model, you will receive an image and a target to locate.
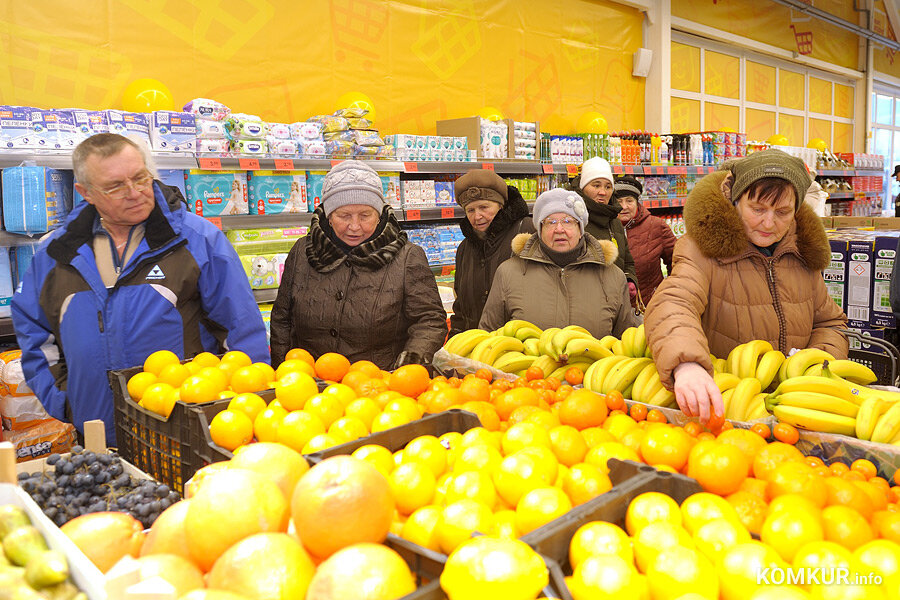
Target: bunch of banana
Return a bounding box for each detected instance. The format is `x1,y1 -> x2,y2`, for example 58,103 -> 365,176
444,329 -> 493,356
500,319 -> 544,341
492,352 -> 538,374
855,396 -> 896,441
764,375 -> 861,437
778,348 -> 836,382
618,325 -> 652,358
529,355 -> 564,379
869,401 -> 900,444
539,325 -> 592,362
548,358 -> 595,381
722,377 -> 768,421
628,362 -> 676,407
809,359 -> 877,385
819,361 -> 900,404
722,340 -> 786,389
468,335 -> 525,365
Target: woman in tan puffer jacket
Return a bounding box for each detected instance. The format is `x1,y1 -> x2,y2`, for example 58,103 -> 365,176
645,149 -> 847,422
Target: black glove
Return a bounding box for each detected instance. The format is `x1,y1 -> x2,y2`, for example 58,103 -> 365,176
391,351 -> 430,370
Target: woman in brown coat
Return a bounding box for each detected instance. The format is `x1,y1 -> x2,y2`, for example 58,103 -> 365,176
449,169 -> 535,337
270,160 -> 447,370
616,176 -> 676,304
645,149 -> 847,422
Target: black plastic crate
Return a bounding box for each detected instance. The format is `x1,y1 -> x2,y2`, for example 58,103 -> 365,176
522,459 -> 703,600
843,328 -> 900,387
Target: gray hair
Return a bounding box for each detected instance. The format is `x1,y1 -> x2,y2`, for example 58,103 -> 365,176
72,133 -> 155,186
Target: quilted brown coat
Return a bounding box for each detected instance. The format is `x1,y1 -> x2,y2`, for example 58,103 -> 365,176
449,187 -> 535,337
622,202 -> 676,303
270,210 -> 447,369
645,170 -> 848,388
479,233 -> 642,339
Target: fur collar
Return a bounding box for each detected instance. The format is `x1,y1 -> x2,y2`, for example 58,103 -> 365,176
510,232 -> 618,266
683,170 -> 831,271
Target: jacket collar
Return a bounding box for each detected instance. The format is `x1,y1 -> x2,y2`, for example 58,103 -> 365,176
623,202 -> 649,230
683,170 -> 830,271
459,185 -> 530,243
47,181 -> 183,265
510,232 -> 619,268
573,186 -> 623,229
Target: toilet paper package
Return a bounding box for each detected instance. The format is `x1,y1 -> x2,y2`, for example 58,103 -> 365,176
266,138 -> 298,155
196,138 -> 230,154
290,121 -> 324,141
247,171 -> 308,215
305,171 -> 327,212
196,120 -> 227,139
225,113 -> 266,140
105,110 -> 151,145
184,170 -> 248,217
44,110 -> 80,150
1,166 -> 72,234
267,123 -> 291,140
0,106 -> 40,149
182,98 -> 231,121
70,110 -> 109,138
150,111 -> 196,152
230,139 -> 267,155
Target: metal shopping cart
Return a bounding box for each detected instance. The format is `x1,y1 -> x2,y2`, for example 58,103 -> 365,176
842,328 -> 900,387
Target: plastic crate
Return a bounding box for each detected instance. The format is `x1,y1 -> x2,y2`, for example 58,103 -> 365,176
843,328 -> 900,386
523,459 -> 702,600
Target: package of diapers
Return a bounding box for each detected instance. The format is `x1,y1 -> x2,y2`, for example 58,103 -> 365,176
248,171 -> 308,215
305,171 -> 327,212
0,106 -> 40,149
290,121 -> 323,141
150,111 -> 196,152
230,139 -> 267,155
266,138 -> 298,155
226,227 -> 307,243
232,239 -> 298,289
105,110 -> 151,146
225,113 -> 266,140
196,138 -> 230,154
1,166 -> 72,234
184,170 -> 248,217
43,110 -> 80,150
183,98 -> 231,121
196,119 -> 227,139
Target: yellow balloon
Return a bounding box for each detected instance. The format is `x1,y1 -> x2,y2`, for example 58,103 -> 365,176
719,127 -> 736,133
806,138 -> 828,151
477,106 -> 504,121
576,111 -> 608,134
766,134 -> 789,146
122,78 -> 175,113
337,91 -> 375,122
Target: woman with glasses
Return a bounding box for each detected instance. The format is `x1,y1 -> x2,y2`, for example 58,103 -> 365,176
479,188 -> 641,339
270,160 -> 447,370
448,169 -> 535,337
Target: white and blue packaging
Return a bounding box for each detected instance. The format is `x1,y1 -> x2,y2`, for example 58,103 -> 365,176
1,166 -> 72,233
248,171 -> 308,215
150,111 -> 196,152
184,170 -> 248,217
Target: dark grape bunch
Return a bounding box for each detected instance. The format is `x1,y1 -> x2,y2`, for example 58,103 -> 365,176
16,445 -> 180,529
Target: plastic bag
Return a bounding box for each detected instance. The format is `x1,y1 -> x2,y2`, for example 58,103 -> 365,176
334,107 -> 368,118
2,418 -> 77,462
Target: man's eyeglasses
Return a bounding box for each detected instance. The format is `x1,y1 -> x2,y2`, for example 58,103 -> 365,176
90,172 -> 153,199
542,217 -> 578,229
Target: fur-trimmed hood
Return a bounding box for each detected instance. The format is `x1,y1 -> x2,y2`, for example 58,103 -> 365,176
683,170 -> 831,271
510,232 -> 619,266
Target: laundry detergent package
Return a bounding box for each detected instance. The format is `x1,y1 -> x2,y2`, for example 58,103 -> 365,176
0,106 -> 39,149
150,111 -> 196,152
183,98 -> 231,122
184,170 -> 248,217
248,171 -> 308,215
1,166 -> 72,233
305,171 -> 327,212
105,110 -> 151,146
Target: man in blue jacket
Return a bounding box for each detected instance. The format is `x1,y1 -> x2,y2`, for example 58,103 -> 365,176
11,133 -> 269,443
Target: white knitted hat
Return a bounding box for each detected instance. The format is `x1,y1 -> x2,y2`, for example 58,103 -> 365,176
533,188 -> 588,234
579,157 -> 614,189
321,160 -> 385,216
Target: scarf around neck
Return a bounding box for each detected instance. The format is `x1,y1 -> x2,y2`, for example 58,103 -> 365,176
307,206 -> 407,273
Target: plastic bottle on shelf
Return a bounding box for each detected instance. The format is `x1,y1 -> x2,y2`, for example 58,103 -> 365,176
611,135 -> 621,165
651,134 -> 661,166
659,136 -> 669,166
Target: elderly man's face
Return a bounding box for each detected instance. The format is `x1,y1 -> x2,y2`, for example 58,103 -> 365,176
76,146 -> 156,229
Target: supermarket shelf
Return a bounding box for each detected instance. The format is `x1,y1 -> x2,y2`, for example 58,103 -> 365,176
817,168 -> 885,177
0,231 -> 44,246
397,206 -> 463,221
827,191 -> 881,200
216,214 -> 313,230
612,165 -> 717,175
645,197 -> 686,209
253,289 -> 278,303
0,318 -> 15,338
0,150 -> 198,170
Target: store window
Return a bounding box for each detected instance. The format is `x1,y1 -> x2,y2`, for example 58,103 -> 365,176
872,87 -> 900,211
670,33 -> 855,153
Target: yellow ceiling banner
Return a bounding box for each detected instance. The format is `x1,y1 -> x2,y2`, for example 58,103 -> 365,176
873,0 -> 900,79
0,0 -> 644,135
808,77 -> 832,116
673,0 -> 858,71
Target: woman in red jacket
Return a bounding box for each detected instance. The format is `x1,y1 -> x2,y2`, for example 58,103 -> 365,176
616,176 -> 676,304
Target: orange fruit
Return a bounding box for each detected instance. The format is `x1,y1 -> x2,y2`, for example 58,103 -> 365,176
508,405 -> 541,426
445,470 -> 498,508
301,433 -> 340,454
275,359 -> 316,380
772,422 -> 799,444
207,533 -> 316,599
646,409 -> 667,423
179,375 -> 220,404
716,428 -> 768,475
824,476 -> 875,520
305,543 -> 415,600
525,366 -> 544,381
640,426 -> 692,471
403,435 -> 448,478
230,442 -> 310,501
646,546 -> 719,600
229,365 -> 269,393
752,442 -> 804,481
474,367 -> 493,381
625,491 -> 682,535
501,422 -> 552,455
873,511 -> 900,543
558,389 -> 608,430
286,348 -> 316,366
220,350 -> 252,368
140,500 -> 193,559
725,491 -> 769,536
821,504 -> 874,550
458,377 -> 490,404
383,396 -> 422,421
227,392 -> 267,423
389,461 -> 437,515
134,554 -> 205,597
185,469 -> 290,571
766,461 -> 827,507
157,363 -> 191,389
629,403 -> 648,422
851,458 -> 878,480
303,394 -> 344,428
750,423 -> 771,439
564,367 -> 584,386
340,370 -> 371,393
191,351 -> 220,368
314,352 -> 351,382
633,520 -> 694,573
254,405 -> 288,443
291,456 -> 394,559
760,508 -> 824,562
422,387 -> 461,413
351,444 -> 394,478
388,364 -> 431,397
716,541 -> 787,600
400,506 -> 442,552
515,486 -> 572,535
143,350 -> 181,376
493,451 -> 551,507
275,410 -> 326,453
436,499 -> 495,554
605,390 -> 626,411
548,425 -> 588,467
328,416 -> 369,443
693,518 -> 751,563
348,359 -> 380,377
569,521 -> 633,570
127,371 -> 158,401
687,441 -> 749,496
453,444 -> 503,476
209,409 -> 253,451
495,387 -> 540,421
275,372 -> 320,411
141,382 -> 178,417
562,463 -> 612,506
460,401 -> 501,431
344,397 -> 379,430
853,539 -> 900,580
584,441 -> 640,473
680,492 -> 740,535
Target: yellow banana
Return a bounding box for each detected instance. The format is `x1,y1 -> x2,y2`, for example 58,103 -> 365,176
603,358 -> 653,395
745,393 -> 769,420
804,364 -> 824,377
599,335 -> 619,351
631,324 -> 648,359
549,359 -> 594,381
502,319 -> 538,337
531,355 -> 563,379
523,338 -> 541,356
714,358 -> 729,374
855,396 -> 890,441
824,360 -> 877,385
644,343 -> 653,359
755,350 -> 786,390
726,343 -> 745,376
784,348 -> 836,380
721,389 -> 735,416
562,337 -> 613,363
589,355 -> 631,392
727,377 -> 763,421
621,327 -> 637,358
583,360 -> 601,392
514,326 -> 543,342
444,329 -> 492,357
768,391 -> 860,419
539,327 -> 562,359
631,362 -> 660,404
493,352 -> 538,373
772,405 -> 856,437
552,328 -> 595,359
647,386 -> 676,407
738,340 -> 773,380
713,372 -> 742,394
770,376 -> 859,405
870,402 -> 900,444
611,340 -> 626,356
471,336 -> 525,365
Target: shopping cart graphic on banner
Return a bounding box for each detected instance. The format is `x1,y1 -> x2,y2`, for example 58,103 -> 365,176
331,0 -> 389,68
412,1 -> 481,79
790,24 -> 813,55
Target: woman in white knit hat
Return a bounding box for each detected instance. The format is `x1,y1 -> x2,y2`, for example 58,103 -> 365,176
271,160 -> 447,370
575,157 -> 638,298
479,188 -> 641,339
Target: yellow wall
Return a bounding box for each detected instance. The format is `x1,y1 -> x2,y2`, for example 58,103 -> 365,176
0,0 -> 644,135
873,0 -> 900,79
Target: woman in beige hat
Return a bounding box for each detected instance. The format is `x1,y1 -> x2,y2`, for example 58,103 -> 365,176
645,149 -> 848,423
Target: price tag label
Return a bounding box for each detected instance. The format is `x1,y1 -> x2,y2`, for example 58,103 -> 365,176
854,191 -> 865,201
198,157 -> 222,170
565,164 -> 579,176
404,162 -> 419,172
274,159 -> 295,171
406,209 -> 421,221
238,158 -> 260,170
482,163 -> 495,171
330,160 -> 343,167
542,164 -> 554,174
441,207 -> 455,219
673,166 -> 687,174
441,265 -> 454,276
612,165 -> 623,174
207,217 -> 223,230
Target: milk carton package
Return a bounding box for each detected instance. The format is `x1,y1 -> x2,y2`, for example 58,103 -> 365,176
105,110 -> 151,146
306,171 -> 327,212
150,111 -> 196,152
0,106 -> 39,149
1,166 -> 72,233
248,171 -> 308,215
184,170 -> 248,216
